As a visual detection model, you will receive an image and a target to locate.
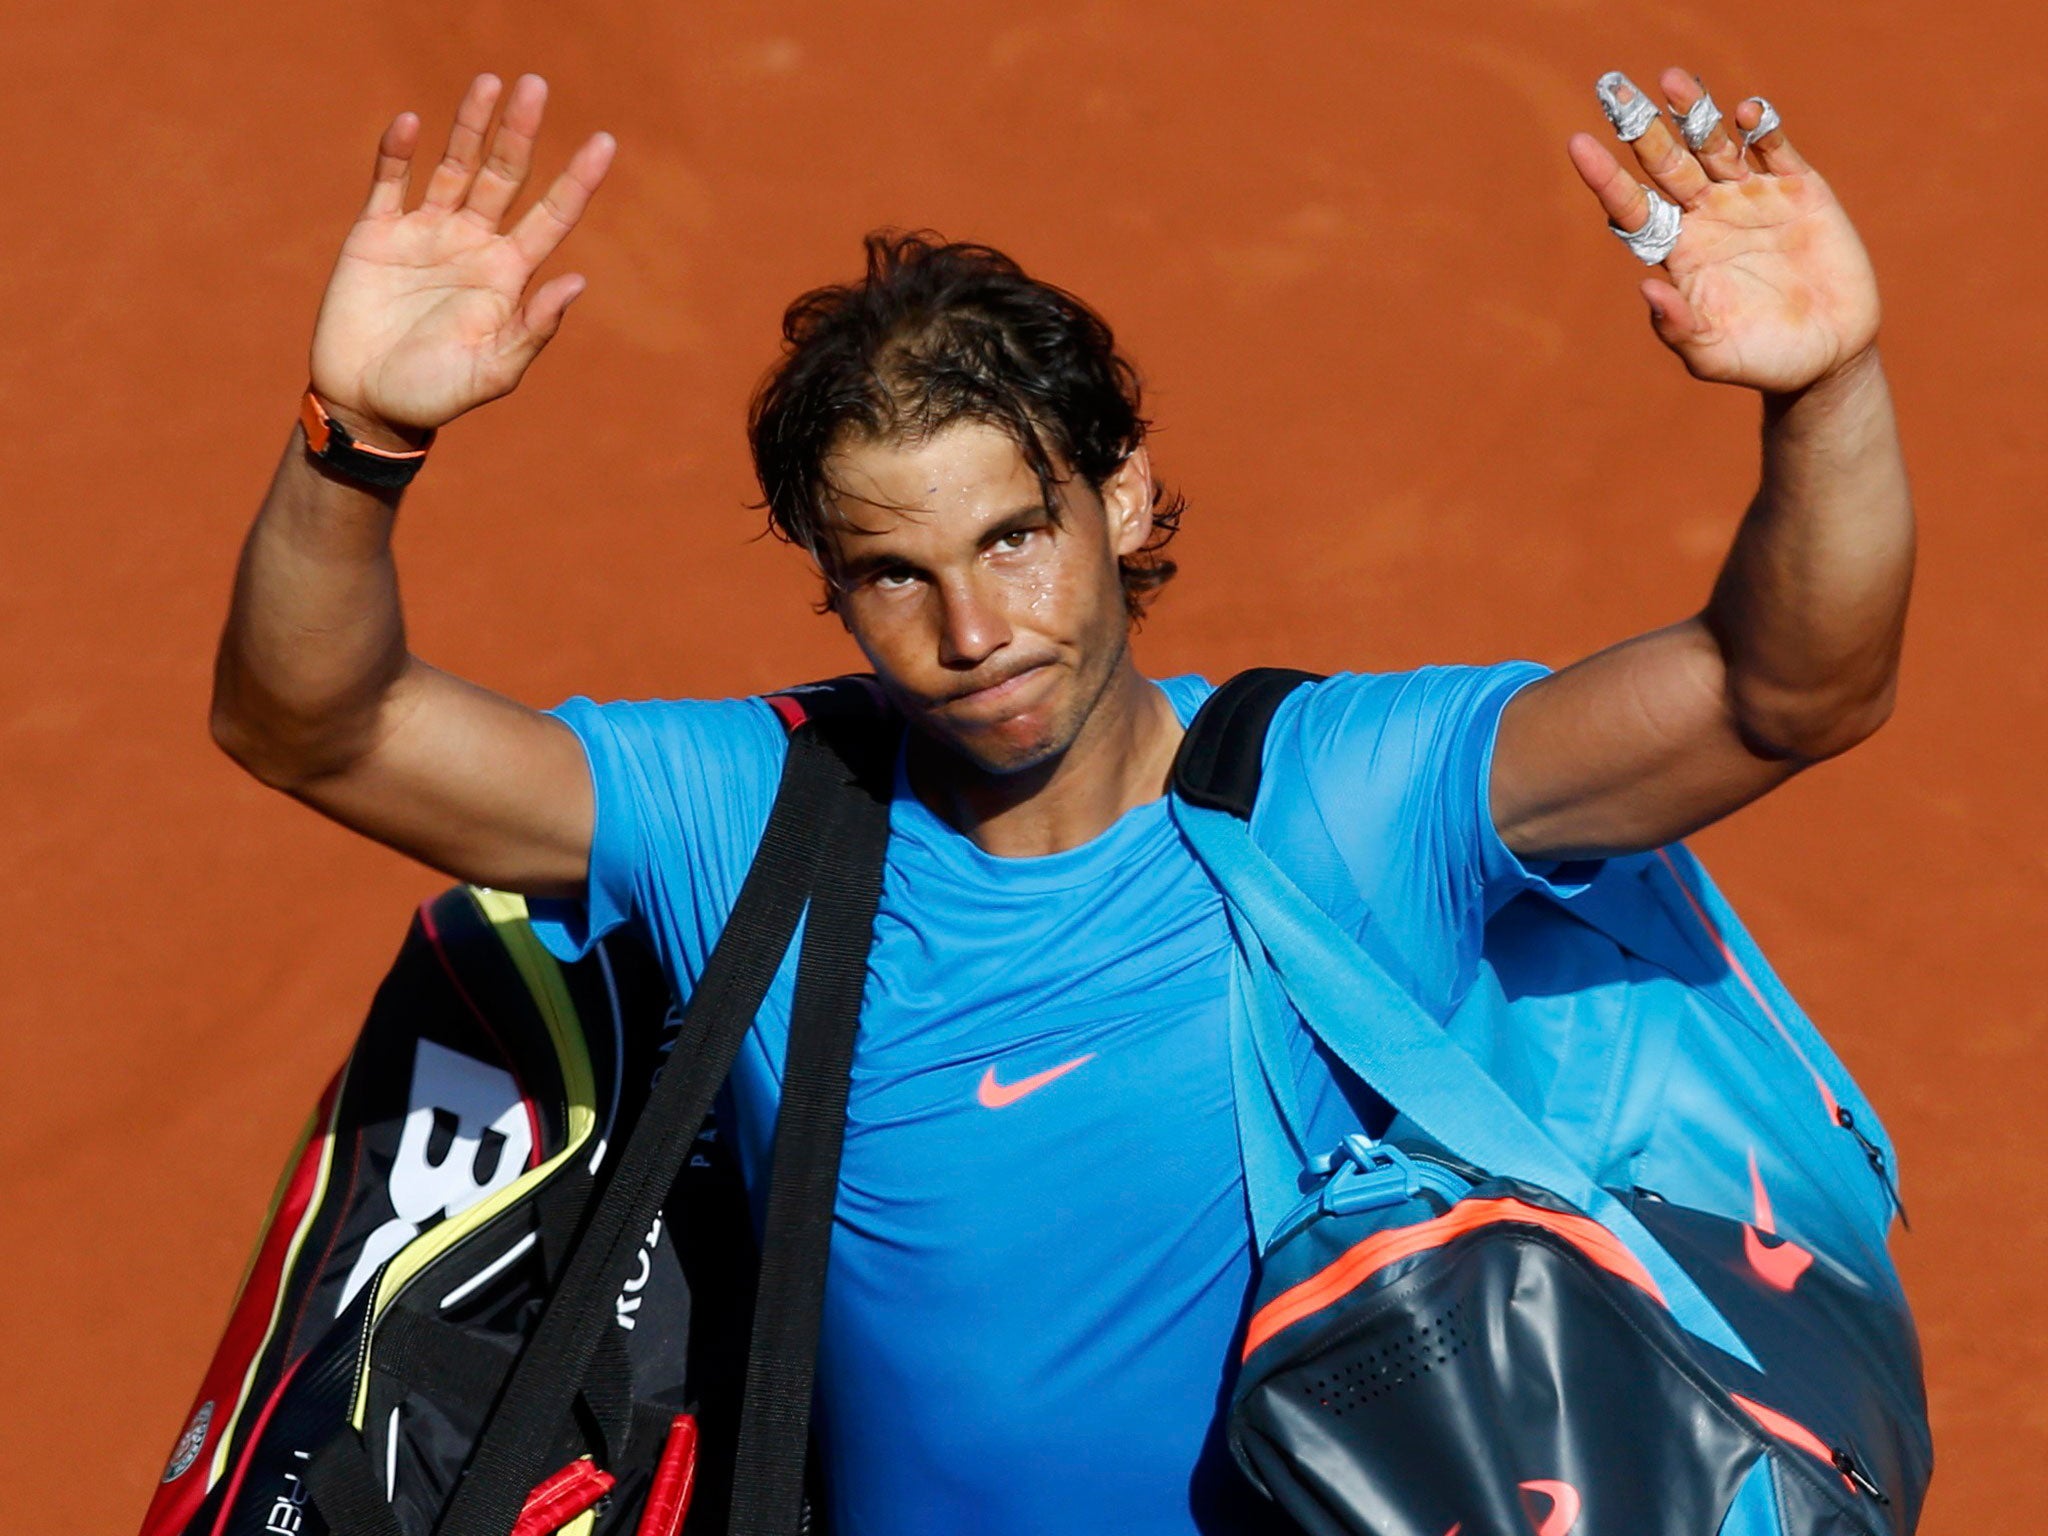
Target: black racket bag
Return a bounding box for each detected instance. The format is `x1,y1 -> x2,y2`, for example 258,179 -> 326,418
141,689 -> 893,1536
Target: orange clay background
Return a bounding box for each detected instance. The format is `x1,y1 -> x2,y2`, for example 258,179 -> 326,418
0,2 -> 2037,1529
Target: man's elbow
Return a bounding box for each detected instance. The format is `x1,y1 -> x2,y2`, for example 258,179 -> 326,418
211,698 -> 308,791
1732,675 -> 1898,764
209,690 -> 369,793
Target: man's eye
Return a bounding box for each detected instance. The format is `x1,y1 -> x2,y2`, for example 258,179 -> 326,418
872,568 -> 918,590
994,529 -> 1035,552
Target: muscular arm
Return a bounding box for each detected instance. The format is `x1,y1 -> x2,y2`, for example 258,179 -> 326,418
210,74 -> 614,894
213,431 -> 592,893
1490,72 -> 1911,860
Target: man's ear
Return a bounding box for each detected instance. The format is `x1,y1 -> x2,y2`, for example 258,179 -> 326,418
1101,447 -> 1155,558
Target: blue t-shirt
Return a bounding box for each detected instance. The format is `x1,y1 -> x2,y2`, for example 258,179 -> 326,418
533,667 -> 1548,1536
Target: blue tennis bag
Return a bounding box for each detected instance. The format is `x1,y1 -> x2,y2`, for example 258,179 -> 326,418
1173,670 -> 1931,1536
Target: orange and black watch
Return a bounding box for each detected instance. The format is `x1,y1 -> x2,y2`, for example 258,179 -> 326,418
298,389 -> 433,491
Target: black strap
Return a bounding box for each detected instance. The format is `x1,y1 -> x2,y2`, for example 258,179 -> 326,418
531,1165 -> 595,1280
578,1327 -> 638,1470
308,1430 -> 408,1536
433,720 -> 885,1536
1170,668 -> 1320,820
726,719 -> 892,1536
372,1310 -> 516,1404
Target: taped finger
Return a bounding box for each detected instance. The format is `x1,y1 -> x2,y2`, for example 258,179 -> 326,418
1741,97 -> 1782,148
1613,189 -> 1682,265
1595,71 -> 1660,141
1661,70 -> 1750,181
1737,95 -> 1810,175
1594,70 -> 1711,204
1674,91 -> 1722,151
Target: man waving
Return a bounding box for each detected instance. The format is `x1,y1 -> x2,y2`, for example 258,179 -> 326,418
212,64 -> 1909,1536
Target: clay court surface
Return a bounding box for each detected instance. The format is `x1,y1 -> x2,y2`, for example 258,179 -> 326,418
2,1 -> 2038,1528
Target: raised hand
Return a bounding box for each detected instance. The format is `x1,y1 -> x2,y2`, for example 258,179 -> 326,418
308,74 -> 615,446
1570,70 -> 1878,395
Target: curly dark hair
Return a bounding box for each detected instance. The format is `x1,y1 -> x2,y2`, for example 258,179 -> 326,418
748,231 -> 1184,619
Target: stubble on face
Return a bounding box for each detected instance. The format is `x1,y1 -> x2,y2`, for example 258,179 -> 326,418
817,421 -> 1141,784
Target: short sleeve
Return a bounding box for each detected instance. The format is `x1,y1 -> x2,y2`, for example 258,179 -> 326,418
1252,663 -> 1578,1019
527,694 -> 787,969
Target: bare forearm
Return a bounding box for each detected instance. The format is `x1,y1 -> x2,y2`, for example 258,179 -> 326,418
211,428 -> 416,784
1496,71 -> 1910,860
1704,346 -> 1913,761
1495,351 -> 1912,858
199,75 -> 609,892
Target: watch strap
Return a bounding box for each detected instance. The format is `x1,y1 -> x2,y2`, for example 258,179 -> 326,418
298,390 -> 432,491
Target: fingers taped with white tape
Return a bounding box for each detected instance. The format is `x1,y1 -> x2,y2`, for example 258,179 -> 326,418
1673,92 -> 1722,152
1612,189 -> 1682,266
1742,97 -> 1782,148
1595,72 -> 1660,142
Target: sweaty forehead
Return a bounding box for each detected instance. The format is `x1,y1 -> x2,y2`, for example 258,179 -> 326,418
822,419 -> 1049,532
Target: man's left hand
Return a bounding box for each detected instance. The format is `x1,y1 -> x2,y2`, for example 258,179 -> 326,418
1570,70 -> 1879,395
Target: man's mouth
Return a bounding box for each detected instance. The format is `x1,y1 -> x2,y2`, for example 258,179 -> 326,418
939,661 -> 1053,717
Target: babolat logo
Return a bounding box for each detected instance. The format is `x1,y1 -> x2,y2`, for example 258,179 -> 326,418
161,1400 -> 213,1482
263,1452 -> 313,1536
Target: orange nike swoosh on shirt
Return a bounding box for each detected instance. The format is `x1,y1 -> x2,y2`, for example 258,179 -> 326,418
976,1054 -> 1097,1109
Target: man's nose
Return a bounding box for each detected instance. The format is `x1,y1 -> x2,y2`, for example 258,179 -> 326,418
935,574 -> 1011,668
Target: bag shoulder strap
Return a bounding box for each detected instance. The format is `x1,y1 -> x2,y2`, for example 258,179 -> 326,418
431,693 -> 896,1536
728,696 -> 894,1536
1170,670 -> 1755,1365
1171,667 -> 1320,817
764,673 -> 889,733
1176,671 -> 1727,980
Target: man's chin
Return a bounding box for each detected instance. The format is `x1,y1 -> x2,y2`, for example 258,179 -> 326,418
951,726 -> 1064,777
916,712 -> 1067,779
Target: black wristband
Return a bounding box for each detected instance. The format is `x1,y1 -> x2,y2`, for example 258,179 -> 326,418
299,390 -> 433,491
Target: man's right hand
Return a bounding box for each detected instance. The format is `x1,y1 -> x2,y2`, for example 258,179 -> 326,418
309,73 -> 615,446
213,73 -> 615,900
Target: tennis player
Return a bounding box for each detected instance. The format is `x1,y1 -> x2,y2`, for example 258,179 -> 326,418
212,68 -> 1911,1535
